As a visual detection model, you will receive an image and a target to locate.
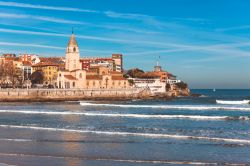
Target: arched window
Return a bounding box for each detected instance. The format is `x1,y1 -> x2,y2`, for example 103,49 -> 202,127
73,47 -> 76,52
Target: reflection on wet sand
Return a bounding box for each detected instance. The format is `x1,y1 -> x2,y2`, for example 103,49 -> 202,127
60,131 -> 84,166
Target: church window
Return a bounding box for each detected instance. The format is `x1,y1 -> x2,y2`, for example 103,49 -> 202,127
73,47 -> 76,52
72,82 -> 75,87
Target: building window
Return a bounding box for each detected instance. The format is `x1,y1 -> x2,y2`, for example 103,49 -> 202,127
73,47 -> 76,52
79,73 -> 82,78
72,82 -> 75,87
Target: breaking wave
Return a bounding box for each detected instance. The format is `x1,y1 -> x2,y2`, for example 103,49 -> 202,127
0,153 -> 223,165
0,110 -> 86,115
80,102 -> 250,111
0,138 -> 32,142
82,112 -> 250,121
0,110 -> 249,121
216,100 -> 250,105
0,125 -> 249,144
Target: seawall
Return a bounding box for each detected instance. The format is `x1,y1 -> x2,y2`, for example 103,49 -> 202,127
0,88 -> 152,102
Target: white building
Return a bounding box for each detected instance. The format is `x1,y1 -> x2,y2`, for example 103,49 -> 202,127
166,79 -> 181,84
131,78 -> 166,94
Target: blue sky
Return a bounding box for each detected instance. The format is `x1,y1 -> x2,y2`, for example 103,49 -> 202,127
0,0 -> 250,89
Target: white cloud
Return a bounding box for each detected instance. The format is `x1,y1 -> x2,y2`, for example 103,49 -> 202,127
0,1 -> 98,13
0,13 -> 86,25
0,41 -> 64,50
0,28 -> 181,47
104,11 -> 153,21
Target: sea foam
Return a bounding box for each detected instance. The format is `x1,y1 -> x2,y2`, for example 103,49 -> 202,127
0,125 -> 249,144
80,102 -> 250,111
0,110 -> 249,121
216,100 -> 250,105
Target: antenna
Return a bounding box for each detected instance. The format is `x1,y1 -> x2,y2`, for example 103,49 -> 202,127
156,55 -> 160,66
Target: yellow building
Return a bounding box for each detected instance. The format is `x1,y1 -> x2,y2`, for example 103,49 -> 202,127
57,32 -> 131,89
32,61 -> 59,86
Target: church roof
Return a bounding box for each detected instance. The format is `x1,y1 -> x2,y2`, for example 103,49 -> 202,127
32,61 -> 59,67
68,33 -> 78,47
86,75 -> 102,80
64,75 -> 77,80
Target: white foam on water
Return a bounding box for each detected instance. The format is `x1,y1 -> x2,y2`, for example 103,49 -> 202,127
82,112 -> 250,121
0,125 -> 249,144
0,110 -> 86,115
0,153 -> 221,165
96,158 -> 218,165
0,162 -> 17,166
80,102 -> 250,111
216,100 -> 250,105
0,110 -> 249,121
0,138 -> 32,142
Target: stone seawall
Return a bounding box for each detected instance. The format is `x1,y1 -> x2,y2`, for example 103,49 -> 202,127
0,88 -> 152,102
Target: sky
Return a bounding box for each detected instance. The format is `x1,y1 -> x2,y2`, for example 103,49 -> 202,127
0,0 -> 250,89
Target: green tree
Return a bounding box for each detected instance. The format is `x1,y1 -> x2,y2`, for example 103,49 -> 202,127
30,70 -> 44,84
126,68 -> 144,78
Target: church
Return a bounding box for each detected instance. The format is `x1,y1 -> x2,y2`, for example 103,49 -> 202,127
57,32 -> 130,89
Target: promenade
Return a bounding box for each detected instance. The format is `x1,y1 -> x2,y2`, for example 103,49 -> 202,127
0,88 -> 151,102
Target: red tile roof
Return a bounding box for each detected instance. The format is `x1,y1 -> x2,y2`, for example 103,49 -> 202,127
111,71 -> 122,74
32,61 -> 59,67
22,61 -> 32,66
70,69 -> 81,72
64,75 -> 77,80
86,75 -> 102,80
111,76 -> 127,80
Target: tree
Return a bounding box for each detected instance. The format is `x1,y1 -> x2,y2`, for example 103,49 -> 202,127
30,70 -> 44,84
175,82 -> 188,89
126,68 -> 144,78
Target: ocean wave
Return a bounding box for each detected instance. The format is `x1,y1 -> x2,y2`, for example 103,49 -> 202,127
0,153 -> 221,165
80,102 -> 250,111
0,125 -> 249,144
82,112 -> 250,121
0,110 -> 249,121
0,110 -> 86,115
216,100 -> 250,105
0,138 -> 32,142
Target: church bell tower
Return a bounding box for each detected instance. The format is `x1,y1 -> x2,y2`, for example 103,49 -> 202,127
65,30 -> 80,71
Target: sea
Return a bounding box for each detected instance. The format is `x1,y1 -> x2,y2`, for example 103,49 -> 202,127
0,89 -> 249,166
